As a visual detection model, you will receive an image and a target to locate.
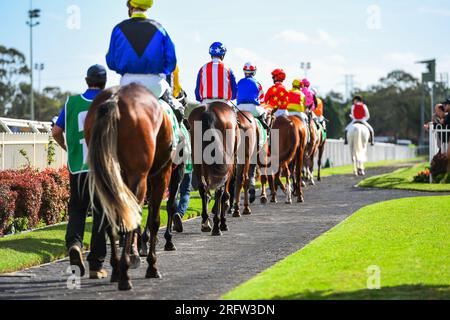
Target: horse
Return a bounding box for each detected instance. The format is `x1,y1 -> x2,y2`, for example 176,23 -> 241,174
347,122 -> 371,176
85,84 -> 174,291
188,102 -> 238,236
268,115 -> 307,204
230,111 -> 257,217
304,109 -> 320,185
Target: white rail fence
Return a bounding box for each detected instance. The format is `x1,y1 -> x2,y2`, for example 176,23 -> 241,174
319,139 -> 417,168
0,134 -> 417,172
0,133 -> 67,171
429,125 -> 449,161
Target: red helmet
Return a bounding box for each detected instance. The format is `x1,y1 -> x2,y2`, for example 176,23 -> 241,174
272,69 -> 286,82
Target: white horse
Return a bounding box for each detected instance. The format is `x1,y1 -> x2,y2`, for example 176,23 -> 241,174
347,123 -> 371,176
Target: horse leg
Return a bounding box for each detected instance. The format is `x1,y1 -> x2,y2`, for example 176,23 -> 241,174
199,183 -> 212,233
220,181 -> 231,232
317,141 -> 325,182
233,164 -> 244,218
164,165 -> 184,252
284,167 -> 292,204
145,168 -> 171,279
118,230 -> 133,291
228,172 -> 235,215
139,183 -> 153,257
269,174 -> 277,203
212,187 -> 225,236
108,227 -> 120,283
260,173 -> 268,204
242,166 -> 252,216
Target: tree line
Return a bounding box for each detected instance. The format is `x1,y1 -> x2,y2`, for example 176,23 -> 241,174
323,70 -> 449,144
0,45 -> 72,122
1,45 -> 448,143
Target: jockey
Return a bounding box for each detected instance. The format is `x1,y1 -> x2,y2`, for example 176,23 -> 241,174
265,69 -> 289,118
301,78 -> 315,110
344,95 -> 375,146
106,0 -> 185,122
195,42 -> 237,105
236,62 -> 270,130
311,88 -> 327,131
287,79 -> 307,116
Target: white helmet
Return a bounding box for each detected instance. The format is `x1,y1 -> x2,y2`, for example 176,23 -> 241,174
243,62 -> 257,76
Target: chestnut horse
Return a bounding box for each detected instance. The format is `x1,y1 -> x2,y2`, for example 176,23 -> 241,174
189,102 -> 238,236
230,111 -> 257,217
269,115 -> 308,204
85,84 -> 173,291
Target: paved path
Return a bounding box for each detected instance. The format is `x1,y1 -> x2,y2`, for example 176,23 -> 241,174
0,166 -> 447,300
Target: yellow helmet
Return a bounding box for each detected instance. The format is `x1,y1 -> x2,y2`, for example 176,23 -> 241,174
129,0 -> 154,10
292,79 -> 302,88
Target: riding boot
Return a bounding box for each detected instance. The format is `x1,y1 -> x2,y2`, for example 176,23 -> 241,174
161,90 -> 189,129
370,132 -> 375,146
257,115 -> 271,134
344,130 -> 348,145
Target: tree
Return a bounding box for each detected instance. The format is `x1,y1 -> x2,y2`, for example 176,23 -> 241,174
0,45 -> 30,116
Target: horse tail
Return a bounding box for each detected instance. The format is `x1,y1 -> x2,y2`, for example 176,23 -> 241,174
201,107 -> 229,181
87,97 -> 141,232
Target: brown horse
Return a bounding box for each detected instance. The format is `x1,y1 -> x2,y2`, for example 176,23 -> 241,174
269,115 -> 307,204
85,84 -> 173,291
304,109 -> 320,185
230,111 -> 257,217
189,102 -> 238,236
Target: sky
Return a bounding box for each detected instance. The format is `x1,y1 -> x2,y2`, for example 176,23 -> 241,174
1,0 -> 450,101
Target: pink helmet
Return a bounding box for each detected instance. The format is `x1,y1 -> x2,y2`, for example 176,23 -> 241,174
302,78 -> 311,88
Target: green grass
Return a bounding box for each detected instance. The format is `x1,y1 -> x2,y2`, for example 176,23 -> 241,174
319,157 -> 424,178
358,163 -> 450,192
223,196 -> 450,300
0,196 -> 206,274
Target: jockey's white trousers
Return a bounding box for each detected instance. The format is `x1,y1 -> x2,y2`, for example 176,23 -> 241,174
346,120 -> 374,132
121,74 -> 184,111
274,109 -> 289,118
237,103 -> 267,117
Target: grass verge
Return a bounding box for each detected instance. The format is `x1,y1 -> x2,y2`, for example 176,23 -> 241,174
358,163 -> 450,192
223,196 -> 450,300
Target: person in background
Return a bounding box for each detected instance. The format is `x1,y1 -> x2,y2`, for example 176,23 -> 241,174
52,65 -> 108,280
172,166 -> 192,233
344,95 -> 375,146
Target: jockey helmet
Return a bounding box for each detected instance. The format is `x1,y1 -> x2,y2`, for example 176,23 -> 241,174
243,62 -> 257,76
302,78 -> 310,88
209,42 -> 227,58
272,69 -> 286,82
292,79 -> 303,88
311,88 -> 318,96
128,0 -> 154,10
353,95 -> 363,103
86,64 -> 107,83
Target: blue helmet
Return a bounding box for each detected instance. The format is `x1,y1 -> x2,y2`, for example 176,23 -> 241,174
209,42 -> 227,58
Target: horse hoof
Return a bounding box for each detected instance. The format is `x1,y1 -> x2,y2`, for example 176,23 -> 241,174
211,229 -> 222,236
129,254 -> 141,270
201,221 -> 212,233
233,211 -> 241,218
139,248 -> 148,257
110,273 -> 119,283
261,197 -> 268,204
285,200 -> 293,205
164,243 -> 177,252
301,181 -> 307,187
145,269 -> 162,279
118,280 -> 133,291
270,197 -> 277,203
243,208 -> 252,216
220,224 -> 229,232
249,189 -> 256,204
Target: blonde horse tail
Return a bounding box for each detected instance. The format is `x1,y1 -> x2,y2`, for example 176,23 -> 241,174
87,96 -> 141,232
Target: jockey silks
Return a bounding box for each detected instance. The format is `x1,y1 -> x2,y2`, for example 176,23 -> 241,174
265,82 -> 289,110
287,88 -> 306,113
106,16 -> 177,76
237,76 -> 264,106
195,58 -> 237,102
352,103 -> 370,121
